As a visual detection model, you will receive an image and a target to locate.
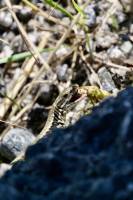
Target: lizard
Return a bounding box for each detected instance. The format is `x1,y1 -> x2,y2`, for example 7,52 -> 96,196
11,85 -> 111,164
11,84 -> 87,164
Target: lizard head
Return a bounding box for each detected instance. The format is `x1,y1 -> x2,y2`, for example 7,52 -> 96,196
57,84 -> 87,111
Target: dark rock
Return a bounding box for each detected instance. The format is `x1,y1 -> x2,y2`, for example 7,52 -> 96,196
0,88 -> 133,199
16,7 -> 33,23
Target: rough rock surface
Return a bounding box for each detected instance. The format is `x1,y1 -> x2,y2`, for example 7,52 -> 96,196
0,128 -> 35,160
0,87 -> 133,199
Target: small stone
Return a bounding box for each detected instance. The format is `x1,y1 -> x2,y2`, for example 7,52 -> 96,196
56,46 -> 71,57
120,41 -> 133,54
27,32 -> 38,45
2,45 -> 13,58
56,64 -> 69,81
96,33 -> 118,49
0,128 -> 35,160
61,17 -> 70,25
108,46 -> 125,63
98,67 -> 116,92
108,11 -> 126,26
84,4 -> 96,28
116,11 -> 126,24
0,12 -> 13,28
3,31 -> 15,43
11,35 -> 23,52
50,8 -> 64,18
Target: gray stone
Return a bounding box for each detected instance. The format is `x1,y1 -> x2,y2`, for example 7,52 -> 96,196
84,4 -> 96,28
0,12 -> 13,28
56,64 -> 69,81
0,128 -> 35,160
116,10 -> 126,24
98,67 -> 116,92
108,46 -> 125,63
96,33 -> 118,49
120,41 -> 133,54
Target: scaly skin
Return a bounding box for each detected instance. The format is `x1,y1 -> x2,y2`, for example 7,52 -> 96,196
11,85 -> 111,164
11,85 -> 85,164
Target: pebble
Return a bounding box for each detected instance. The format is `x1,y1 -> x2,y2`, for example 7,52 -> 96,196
2,31 -> 15,43
0,128 -> 35,161
96,33 -> 118,49
50,8 -> 65,18
56,46 -> 71,57
56,64 -> 69,81
116,10 -> 126,24
98,67 -> 116,92
27,32 -> 38,45
1,45 -> 13,58
108,11 -> 126,27
108,46 -> 125,63
10,35 -> 23,52
0,12 -> 13,28
120,41 -> 133,54
84,4 -> 96,28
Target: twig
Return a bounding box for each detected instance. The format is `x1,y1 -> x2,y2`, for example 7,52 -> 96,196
0,33 -> 50,118
5,0 -> 52,73
93,53 -> 132,71
22,0 -> 68,27
47,1 -> 91,64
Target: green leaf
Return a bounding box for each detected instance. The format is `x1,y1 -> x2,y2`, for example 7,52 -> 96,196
110,15 -> 119,30
43,0 -> 73,19
71,0 -> 84,16
0,48 -> 54,64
